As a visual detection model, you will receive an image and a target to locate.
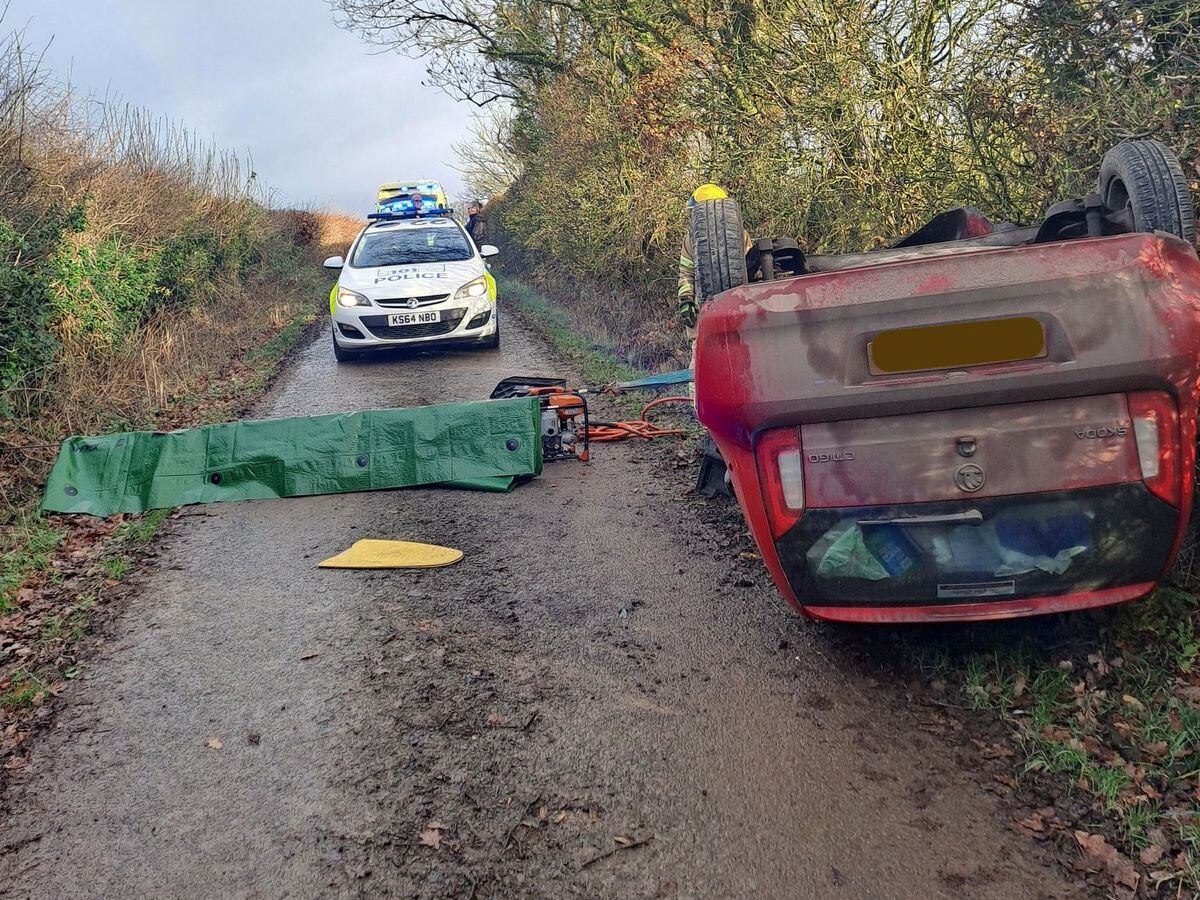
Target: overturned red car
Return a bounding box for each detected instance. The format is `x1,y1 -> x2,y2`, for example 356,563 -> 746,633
693,140 -> 1200,623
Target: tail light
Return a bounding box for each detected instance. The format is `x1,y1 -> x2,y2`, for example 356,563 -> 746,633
755,427 -> 805,539
1128,391 -> 1180,506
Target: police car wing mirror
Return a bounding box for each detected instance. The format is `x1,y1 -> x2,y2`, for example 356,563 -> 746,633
479,244 -> 500,259
323,255 -> 345,269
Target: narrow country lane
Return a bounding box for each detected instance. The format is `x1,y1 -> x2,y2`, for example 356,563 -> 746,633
0,315 -> 1079,899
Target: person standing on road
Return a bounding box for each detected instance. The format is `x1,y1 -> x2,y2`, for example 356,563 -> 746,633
466,200 -> 486,246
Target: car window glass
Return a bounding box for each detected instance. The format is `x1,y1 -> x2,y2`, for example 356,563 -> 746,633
352,227 -> 473,267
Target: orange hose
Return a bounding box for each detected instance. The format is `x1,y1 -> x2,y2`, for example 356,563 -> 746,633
587,396 -> 692,442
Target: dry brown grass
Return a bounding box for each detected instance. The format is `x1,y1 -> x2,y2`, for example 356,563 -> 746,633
0,81 -> 355,519
0,19 -> 361,522
316,211 -> 365,254
5,79 -> 263,250
270,209 -> 362,252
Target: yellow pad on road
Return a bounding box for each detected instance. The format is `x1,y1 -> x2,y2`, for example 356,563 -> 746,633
318,540 -> 464,569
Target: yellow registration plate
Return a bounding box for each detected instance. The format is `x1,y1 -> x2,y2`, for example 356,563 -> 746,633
868,316 -> 1047,375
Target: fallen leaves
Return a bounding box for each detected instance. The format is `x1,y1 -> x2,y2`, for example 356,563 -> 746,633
1016,812 -> 1047,838
1014,806 -> 1081,846
419,821 -> 448,850
1074,830 -> 1139,890
893,585 -> 1200,898
1139,845 -> 1165,867
969,737 -> 1013,761
0,514 -> 130,777
1177,684 -> 1200,707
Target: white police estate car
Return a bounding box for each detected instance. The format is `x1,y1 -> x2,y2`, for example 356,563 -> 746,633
324,211 -> 499,361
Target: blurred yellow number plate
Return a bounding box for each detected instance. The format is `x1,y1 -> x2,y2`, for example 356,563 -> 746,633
869,317 -> 1046,374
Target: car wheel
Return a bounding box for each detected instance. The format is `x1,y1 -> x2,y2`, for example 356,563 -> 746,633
481,315 -> 500,350
691,198 -> 749,303
332,327 -> 360,362
1098,139 -> 1196,243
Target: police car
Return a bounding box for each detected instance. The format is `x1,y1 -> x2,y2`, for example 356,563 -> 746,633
323,208 -> 499,361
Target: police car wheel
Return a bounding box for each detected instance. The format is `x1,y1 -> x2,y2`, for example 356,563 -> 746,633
481,317 -> 500,350
332,328 -> 361,362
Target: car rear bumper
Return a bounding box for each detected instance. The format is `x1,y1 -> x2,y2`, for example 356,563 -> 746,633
801,582 -> 1155,623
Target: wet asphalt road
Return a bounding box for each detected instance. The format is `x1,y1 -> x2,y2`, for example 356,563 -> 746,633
0,315 -> 1079,898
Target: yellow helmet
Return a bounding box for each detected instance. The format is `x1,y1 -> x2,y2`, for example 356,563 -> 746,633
691,183 -> 728,204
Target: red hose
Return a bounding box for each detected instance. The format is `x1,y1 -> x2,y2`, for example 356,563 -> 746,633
587,396 -> 692,442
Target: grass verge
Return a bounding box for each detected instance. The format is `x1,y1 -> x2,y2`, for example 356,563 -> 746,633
500,275 -> 643,387
0,515 -> 67,616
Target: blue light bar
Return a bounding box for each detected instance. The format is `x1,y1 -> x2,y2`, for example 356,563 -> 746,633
368,205 -> 455,222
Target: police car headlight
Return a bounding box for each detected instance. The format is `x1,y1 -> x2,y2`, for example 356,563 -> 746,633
336,287 -> 370,308
454,277 -> 489,301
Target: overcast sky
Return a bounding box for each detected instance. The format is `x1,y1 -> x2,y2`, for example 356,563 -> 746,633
6,0 -> 475,214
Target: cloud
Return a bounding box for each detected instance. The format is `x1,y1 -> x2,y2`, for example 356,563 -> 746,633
6,0 -> 475,213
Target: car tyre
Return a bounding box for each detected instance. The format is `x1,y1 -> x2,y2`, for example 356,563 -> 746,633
691,198 -> 749,303
332,326 -> 361,362
480,314 -> 500,350
1098,139 -> 1196,243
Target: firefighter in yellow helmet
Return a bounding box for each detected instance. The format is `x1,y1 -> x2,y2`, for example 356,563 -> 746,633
678,184 -> 753,385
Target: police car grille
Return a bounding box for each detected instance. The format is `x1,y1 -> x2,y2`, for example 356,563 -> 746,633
360,309 -> 467,339
374,293 -> 450,308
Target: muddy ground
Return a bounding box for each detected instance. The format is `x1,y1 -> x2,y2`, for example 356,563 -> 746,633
0,314 -> 1082,898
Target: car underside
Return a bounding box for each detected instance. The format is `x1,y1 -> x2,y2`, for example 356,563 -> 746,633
691,139 -> 1200,623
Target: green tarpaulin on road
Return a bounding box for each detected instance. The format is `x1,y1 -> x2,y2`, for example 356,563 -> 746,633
41,397 -> 543,517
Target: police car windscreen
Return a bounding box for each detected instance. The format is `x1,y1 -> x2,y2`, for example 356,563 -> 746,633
352,227 -> 473,267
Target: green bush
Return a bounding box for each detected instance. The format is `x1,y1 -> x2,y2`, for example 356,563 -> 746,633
47,232 -> 165,346
0,204 -> 83,406
157,228 -> 221,306
0,195 -> 282,417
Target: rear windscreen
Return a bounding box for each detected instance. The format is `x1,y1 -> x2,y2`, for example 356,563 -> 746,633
352,227 -> 473,267
776,485 -> 1177,607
